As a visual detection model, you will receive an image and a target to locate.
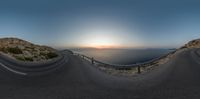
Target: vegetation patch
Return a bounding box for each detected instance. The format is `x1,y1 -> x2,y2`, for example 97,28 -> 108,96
7,47 -> 23,54
0,38 -> 59,62
0,48 -> 8,53
15,56 -> 25,61
24,57 -> 33,61
46,52 -> 58,59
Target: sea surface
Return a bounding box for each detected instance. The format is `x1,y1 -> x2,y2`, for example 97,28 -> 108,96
73,49 -> 174,65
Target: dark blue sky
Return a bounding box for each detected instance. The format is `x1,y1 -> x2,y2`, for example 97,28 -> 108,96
0,0 -> 200,49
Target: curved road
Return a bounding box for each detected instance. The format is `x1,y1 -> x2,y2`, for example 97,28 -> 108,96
0,49 -> 199,99
0,52 -> 68,76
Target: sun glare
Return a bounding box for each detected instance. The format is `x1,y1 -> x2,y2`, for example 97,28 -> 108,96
75,20 -> 135,49
84,35 -> 120,49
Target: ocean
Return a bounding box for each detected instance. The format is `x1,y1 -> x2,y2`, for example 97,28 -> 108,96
73,48 -> 174,65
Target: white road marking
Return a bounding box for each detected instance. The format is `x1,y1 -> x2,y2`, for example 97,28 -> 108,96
0,63 -> 27,75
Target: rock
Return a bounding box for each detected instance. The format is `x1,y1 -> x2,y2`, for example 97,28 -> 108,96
17,45 -> 25,50
23,51 -> 32,57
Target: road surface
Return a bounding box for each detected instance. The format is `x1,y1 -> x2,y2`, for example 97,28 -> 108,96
0,49 -> 199,99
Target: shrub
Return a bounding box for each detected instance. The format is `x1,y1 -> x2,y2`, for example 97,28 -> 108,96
39,52 -> 46,56
0,48 -> 8,53
24,57 -> 33,61
33,55 -> 38,58
15,56 -> 25,61
7,47 -> 23,54
180,46 -> 187,49
15,56 -> 33,62
46,52 -> 58,59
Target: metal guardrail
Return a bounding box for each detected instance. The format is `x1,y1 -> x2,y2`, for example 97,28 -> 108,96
74,50 -> 176,74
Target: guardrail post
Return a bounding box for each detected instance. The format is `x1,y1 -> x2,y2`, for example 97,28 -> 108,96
82,55 -> 84,59
137,65 -> 141,74
91,57 -> 94,64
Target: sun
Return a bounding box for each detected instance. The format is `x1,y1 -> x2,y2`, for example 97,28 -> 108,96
86,37 -> 117,49
81,34 -> 120,49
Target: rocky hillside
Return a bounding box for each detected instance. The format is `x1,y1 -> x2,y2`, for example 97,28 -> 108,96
183,39 -> 200,48
0,38 -> 58,62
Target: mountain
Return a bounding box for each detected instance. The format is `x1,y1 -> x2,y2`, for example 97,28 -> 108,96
0,38 -> 58,62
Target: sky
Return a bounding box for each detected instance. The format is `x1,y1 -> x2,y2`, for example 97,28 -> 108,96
0,0 -> 200,49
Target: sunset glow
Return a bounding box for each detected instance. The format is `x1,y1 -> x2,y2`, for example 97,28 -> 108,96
81,35 -> 121,49
76,29 -> 141,49
0,0 -> 199,49
72,21 -> 136,49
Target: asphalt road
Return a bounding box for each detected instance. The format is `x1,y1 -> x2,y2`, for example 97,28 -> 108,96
0,49 -> 200,99
0,52 -> 67,76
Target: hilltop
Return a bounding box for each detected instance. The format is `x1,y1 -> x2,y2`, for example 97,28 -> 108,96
183,39 -> 200,48
0,38 -> 58,62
